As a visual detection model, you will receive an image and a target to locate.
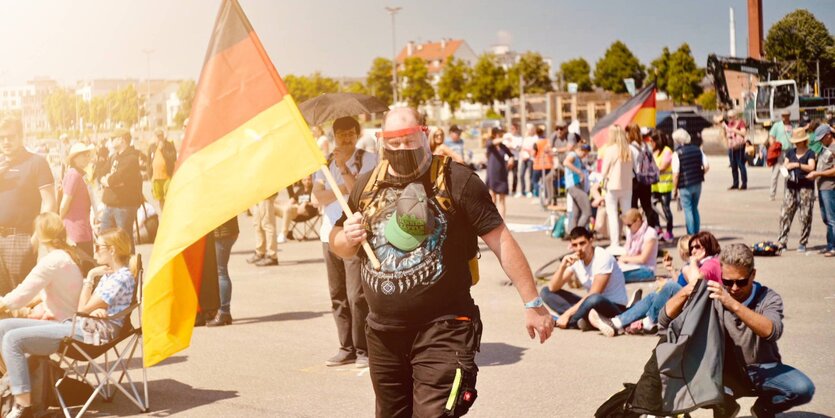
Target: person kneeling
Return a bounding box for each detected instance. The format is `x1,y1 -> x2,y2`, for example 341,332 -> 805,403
540,227 -> 628,330
659,244 -> 815,417
0,228 -> 137,418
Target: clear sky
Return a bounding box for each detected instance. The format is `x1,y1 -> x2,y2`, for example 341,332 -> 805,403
1,0 -> 833,86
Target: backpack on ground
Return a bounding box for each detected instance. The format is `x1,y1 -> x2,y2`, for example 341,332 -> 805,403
551,214 -> 567,239
752,241 -> 781,256
635,145 -> 660,185
358,156 -> 481,285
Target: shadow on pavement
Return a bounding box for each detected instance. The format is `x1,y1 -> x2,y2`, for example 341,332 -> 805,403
145,379 -> 239,417
739,413 -> 832,418
477,342 -> 527,367
281,258 -> 324,266
233,310 -> 328,325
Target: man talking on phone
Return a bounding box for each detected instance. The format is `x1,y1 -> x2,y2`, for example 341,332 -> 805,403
539,226 -> 628,330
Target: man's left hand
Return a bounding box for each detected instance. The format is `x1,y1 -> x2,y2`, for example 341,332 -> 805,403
707,281 -> 738,310
525,306 -> 554,343
554,313 -> 570,330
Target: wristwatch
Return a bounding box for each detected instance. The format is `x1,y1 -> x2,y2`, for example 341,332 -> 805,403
524,297 -> 544,309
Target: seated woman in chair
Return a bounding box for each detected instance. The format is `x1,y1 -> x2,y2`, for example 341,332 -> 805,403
0,213 -> 84,323
0,228 -> 137,418
277,176 -> 318,243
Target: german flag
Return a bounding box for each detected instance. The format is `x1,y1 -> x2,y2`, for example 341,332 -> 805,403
142,0 -> 325,366
590,83 -> 657,148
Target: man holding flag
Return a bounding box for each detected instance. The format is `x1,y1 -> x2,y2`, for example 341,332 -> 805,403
330,107 -> 553,417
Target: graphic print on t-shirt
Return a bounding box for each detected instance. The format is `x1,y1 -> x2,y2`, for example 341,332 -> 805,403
362,186 -> 446,296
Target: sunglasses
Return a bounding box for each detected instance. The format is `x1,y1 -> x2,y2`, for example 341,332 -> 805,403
721,274 -> 751,288
689,243 -> 703,253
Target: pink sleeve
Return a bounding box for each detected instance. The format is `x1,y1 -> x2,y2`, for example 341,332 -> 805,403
2,254 -> 57,309
699,258 -> 722,283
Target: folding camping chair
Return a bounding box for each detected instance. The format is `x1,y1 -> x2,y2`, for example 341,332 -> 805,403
54,254 -> 149,417
290,209 -> 322,241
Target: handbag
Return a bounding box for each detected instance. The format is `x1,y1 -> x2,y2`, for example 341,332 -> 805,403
766,141 -> 782,167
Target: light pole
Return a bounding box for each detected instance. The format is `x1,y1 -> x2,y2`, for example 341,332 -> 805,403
142,49 -> 154,132
385,6 -> 401,105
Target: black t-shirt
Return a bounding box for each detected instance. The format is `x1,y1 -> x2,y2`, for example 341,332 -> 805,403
786,148 -> 815,190
0,151 -> 54,231
101,147 -> 144,208
336,162 -> 504,331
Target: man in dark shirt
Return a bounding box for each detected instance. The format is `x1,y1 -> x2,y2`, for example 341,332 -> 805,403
0,116 -> 56,295
330,108 -> 553,418
100,129 -> 143,252
660,244 -> 814,417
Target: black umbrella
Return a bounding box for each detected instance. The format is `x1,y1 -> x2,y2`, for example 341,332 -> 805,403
299,93 -> 390,126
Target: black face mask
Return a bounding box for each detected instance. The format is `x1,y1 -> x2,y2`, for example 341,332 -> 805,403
383,147 -> 428,182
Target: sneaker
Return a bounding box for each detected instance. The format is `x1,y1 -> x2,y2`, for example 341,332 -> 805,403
525,192 -> 533,198
277,233 -> 287,244
825,250 -> 835,258
513,192 -> 522,198
739,185 -> 747,190
6,405 -> 33,418
356,353 -> 369,368
577,317 -> 594,332
588,309 -> 619,337
255,256 -> 278,267
325,351 -> 356,367
246,253 -> 265,264
797,245 -> 807,253
749,403 -> 775,418
627,288 -> 643,308
662,231 -> 674,242
207,312 -> 233,327
727,185 -> 738,190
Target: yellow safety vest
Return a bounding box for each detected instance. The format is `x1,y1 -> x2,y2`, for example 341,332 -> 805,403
652,147 -> 674,194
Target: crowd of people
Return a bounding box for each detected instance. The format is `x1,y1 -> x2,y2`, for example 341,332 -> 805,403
2,102 -> 830,417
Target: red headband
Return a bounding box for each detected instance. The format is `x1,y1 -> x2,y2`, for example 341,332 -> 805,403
378,125 -> 429,139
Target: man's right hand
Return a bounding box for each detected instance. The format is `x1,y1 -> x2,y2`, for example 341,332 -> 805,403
332,146 -> 352,165
561,254 -> 578,268
342,212 -> 367,247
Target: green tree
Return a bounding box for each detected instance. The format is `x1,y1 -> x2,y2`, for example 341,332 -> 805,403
764,9 -> 835,87
666,43 -> 704,104
468,53 -> 511,105
648,47 -> 672,93
365,57 -> 394,105
437,58 -> 471,114
284,73 -> 339,102
345,81 -> 368,95
88,96 -> 108,128
593,41 -> 645,93
695,89 -> 718,110
508,51 -> 553,96
399,57 -> 434,108
174,79 -> 196,127
558,58 -> 592,92
107,84 -> 139,127
43,88 -> 75,130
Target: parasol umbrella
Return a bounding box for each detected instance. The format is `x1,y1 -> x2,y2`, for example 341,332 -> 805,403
299,92 -> 389,126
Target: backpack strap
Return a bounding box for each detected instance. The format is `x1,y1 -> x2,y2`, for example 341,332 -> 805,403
358,160 -> 389,212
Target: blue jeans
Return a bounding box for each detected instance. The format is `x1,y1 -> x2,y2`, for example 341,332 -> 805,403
616,281 -> 681,326
215,234 -> 238,314
539,288 -> 625,329
518,159 -> 532,194
819,189 -> 835,251
747,363 -> 815,413
0,318 -> 83,395
728,146 -> 747,188
100,205 -> 138,252
622,265 -> 655,283
679,183 -> 702,235
531,168 -> 550,197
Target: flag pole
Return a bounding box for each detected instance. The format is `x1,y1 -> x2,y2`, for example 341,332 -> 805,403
318,165 -> 382,270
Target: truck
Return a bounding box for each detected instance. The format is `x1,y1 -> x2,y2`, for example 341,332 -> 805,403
707,54 -> 834,125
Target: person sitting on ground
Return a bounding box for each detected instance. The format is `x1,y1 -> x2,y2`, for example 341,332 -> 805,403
0,213 -> 84,323
659,243 -> 815,418
0,228 -> 137,418
277,176 -> 318,243
617,208 -> 659,283
429,128 -> 464,164
540,226 -> 628,330
590,232 -> 723,337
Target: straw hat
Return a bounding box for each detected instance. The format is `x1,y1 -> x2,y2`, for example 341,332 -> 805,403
67,142 -> 95,164
789,128 -> 809,144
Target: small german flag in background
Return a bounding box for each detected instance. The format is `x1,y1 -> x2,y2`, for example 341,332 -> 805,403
590,83 -> 657,149
142,0 -> 326,366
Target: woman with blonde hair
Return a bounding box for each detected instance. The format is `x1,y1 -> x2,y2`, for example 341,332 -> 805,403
0,212 -> 84,322
600,125 -> 635,248
429,128 -> 464,164
0,228 -> 137,418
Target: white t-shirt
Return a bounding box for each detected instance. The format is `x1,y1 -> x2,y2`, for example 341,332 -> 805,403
570,247 -> 628,306
520,135 -> 538,160
623,227 -> 659,271
314,149 -> 378,243
671,148 -> 709,174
